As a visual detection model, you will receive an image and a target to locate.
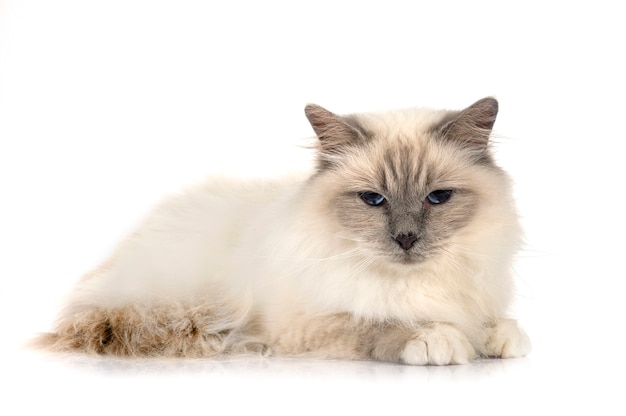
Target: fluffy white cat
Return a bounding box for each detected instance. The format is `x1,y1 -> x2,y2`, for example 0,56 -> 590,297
37,97 -> 530,365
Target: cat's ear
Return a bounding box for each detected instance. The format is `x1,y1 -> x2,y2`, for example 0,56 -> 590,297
305,104 -> 365,160
440,97 -> 498,150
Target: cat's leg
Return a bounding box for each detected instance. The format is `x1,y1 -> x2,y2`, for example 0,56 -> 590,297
271,314 -> 475,365
483,318 -> 531,358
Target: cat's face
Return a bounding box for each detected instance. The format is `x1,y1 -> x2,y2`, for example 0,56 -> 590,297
306,98 -> 508,266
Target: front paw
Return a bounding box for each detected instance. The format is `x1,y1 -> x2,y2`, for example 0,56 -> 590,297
484,318 -> 531,358
400,323 -> 475,365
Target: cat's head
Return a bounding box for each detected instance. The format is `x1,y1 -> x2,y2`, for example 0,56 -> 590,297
304,97 -> 519,268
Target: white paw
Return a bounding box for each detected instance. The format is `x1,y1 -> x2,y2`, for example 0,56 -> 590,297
485,318 -> 531,358
400,323 -> 475,366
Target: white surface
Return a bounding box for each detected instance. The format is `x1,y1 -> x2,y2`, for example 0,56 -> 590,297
1,1 -> 624,414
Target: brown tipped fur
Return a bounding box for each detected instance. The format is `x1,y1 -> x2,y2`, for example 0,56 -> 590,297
32,98 -> 529,364
35,307 -> 446,363
304,104 -> 370,169
271,313 -> 422,363
439,97 -> 499,151
34,302 -> 262,358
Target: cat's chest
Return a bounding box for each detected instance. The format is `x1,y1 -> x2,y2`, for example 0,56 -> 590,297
267,260 -> 488,325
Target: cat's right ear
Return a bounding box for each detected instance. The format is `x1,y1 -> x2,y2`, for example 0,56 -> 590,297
439,97 -> 498,149
305,104 -> 365,165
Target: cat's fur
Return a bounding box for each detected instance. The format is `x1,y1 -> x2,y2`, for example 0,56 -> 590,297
35,97 -> 530,365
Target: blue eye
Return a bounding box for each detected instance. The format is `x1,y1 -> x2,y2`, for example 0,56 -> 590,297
426,190 -> 453,205
360,192 -> 386,206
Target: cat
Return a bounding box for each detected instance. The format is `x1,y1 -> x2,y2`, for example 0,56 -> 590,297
35,97 -> 530,365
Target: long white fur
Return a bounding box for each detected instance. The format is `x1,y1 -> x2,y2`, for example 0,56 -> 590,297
59,105 -> 525,358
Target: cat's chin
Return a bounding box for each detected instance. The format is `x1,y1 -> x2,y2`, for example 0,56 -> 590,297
357,245 -> 430,269
360,250 -> 426,273
387,252 -> 430,268
376,257 -> 427,277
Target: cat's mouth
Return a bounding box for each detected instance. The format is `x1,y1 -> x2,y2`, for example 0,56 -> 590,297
386,237 -> 443,266
390,248 -> 431,265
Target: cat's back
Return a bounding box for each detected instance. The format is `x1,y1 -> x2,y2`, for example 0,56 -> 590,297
76,174 -> 306,305
140,173 -> 305,233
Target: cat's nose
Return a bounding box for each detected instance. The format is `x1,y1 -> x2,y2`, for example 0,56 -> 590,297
394,233 -> 418,251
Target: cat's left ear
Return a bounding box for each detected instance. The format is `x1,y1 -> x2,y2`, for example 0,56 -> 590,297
440,97 -> 498,150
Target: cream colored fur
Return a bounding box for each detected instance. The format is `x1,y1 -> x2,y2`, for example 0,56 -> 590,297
37,98 -> 530,364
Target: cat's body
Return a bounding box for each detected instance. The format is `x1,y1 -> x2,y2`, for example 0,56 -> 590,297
38,98 -> 530,365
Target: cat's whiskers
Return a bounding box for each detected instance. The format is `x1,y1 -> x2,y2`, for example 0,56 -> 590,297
38,98 -> 530,363
437,246 -> 467,272
255,246 -> 362,265
304,248 -> 362,264
438,245 -> 521,294
332,233 -> 367,243
348,255 -> 377,278
447,240 -> 519,260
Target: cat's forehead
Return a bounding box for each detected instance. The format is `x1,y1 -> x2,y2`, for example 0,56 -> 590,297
351,107 -> 452,142
343,108 -> 475,194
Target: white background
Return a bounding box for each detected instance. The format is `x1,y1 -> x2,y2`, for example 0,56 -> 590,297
1,1 -> 624,414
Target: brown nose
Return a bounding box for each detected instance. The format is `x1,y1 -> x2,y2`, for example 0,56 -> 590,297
395,233 -> 418,251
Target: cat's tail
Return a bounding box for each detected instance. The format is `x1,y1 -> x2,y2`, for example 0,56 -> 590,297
29,301 -> 263,358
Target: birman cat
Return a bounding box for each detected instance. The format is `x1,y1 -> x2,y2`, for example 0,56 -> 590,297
36,97 -> 530,365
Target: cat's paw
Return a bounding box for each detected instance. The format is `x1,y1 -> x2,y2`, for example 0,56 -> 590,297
400,323 -> 475,365
484,318 -> 531,358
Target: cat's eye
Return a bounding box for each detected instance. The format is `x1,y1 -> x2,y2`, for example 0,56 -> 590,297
360,192 -> 386,206
426,190 -> 453,205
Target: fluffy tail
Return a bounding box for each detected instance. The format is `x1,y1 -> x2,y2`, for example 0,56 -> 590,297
32,302 -> 262,358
